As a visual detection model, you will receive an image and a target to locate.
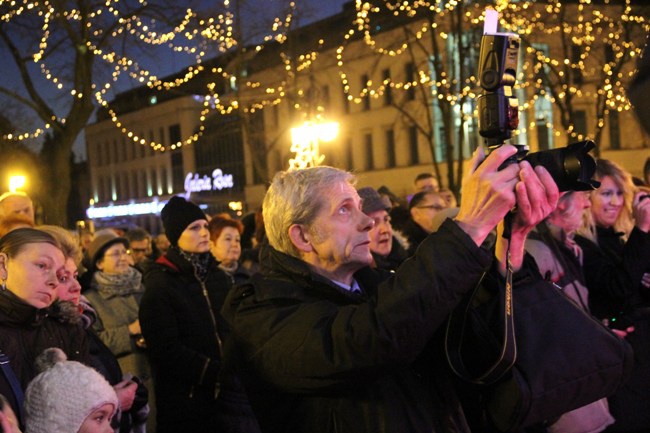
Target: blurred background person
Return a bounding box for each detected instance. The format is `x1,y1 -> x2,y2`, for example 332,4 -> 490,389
402,190 -> 447,256
413,172 -> 440,193
125,228 -> 154,275
0,215 -> 34,238
576,159 -> 650,432
357,187 -> 407,272
525,191 -> 615,433
208,214 -> 251,285
0,228 -> 89,427
140,196 -> 259,433
0,193 -> 34,225
152,234 -> 170,258
42,225 -> 147,433
84,230 -> 154,433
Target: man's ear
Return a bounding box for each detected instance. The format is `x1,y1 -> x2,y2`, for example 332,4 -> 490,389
288,224 -> 313,254
0,252 -> 8,281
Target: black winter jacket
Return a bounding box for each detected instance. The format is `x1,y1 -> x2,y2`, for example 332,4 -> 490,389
221,219 -> 493,433
0,290 -> 89,424
140,247 -> 257,433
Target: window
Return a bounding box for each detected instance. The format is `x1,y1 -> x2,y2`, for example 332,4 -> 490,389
408,125 -> 419,165
609,110 -> 620,150
364,133 -> 374,170
346,137 -> 354,170
342,84 -> 350,114
571,45 -> 583,84
573,110 -> 587,138
361,74 -> 370,111
171,151 -> 184,193
322,85 -> 330,110
383,68 -> 392,106
150,168 -> 157,196
385,129 -> 396,168
405,62 -> 416,101
169,124 -> 181,146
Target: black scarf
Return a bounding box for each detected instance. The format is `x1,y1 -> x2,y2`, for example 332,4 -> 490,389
176,246 -> 213,282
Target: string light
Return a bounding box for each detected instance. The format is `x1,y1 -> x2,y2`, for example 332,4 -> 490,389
2,0 -> 647,149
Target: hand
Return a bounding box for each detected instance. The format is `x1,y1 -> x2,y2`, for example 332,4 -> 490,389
455,145 -> 521,246
114,379 -> 138,411
611,326 -> 635,339
495,161 -> 559,274
128,320 -> 141,336
641,272 -> 650,289
633,191 -> 650,233
0,405 -> 22,433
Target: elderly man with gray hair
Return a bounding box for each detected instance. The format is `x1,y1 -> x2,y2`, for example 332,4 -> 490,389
222,144 -> 559,433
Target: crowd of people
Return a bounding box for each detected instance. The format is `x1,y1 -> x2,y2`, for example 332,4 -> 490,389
0,146 -> 648,433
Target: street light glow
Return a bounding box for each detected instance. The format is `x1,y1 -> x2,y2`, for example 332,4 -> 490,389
9,175 -> 26,193
289,121 -> 340,169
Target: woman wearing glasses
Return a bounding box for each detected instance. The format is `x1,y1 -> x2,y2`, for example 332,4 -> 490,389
84,228 -> 154,431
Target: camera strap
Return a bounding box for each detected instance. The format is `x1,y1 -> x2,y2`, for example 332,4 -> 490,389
445,220 -> 517,384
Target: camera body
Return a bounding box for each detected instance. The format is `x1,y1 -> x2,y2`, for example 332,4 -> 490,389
477,14 -> 599,192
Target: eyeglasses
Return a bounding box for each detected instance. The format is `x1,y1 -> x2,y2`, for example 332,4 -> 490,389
130,248 -> 148,254
416,204 -> 445,211
104,249 -> 131,259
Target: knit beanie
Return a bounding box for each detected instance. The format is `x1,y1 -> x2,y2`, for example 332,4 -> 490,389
357,187 -> 391,215
24,348 -> 118,433
161,196 -> 207,246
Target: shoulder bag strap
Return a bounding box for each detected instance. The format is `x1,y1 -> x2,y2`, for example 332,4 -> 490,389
0,348 -> 25,425
445,244 -> 517,385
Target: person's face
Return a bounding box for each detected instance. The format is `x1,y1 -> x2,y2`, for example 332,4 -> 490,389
155,234 -> 170,253
80,232 -> 94,250
177,219 -> 210,253
411,193 -> 447,233
1,195 -> 35,223
97,243 -> 130,275
210,226 -> 241,265
557,191 -> 591,232
56,257 -> 82,305
415,177 -> 439,193
0,242 -> 64,309
129,239 -> 151,265
77,403 -> 115,433
299,181 -> 374,281
367,209 -> 393,257
591,176 -> 624,228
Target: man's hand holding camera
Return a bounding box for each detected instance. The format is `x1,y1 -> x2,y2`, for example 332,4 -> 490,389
456,143 -> 559,273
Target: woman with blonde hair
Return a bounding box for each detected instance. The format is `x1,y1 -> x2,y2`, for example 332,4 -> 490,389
575,158 -> 650,431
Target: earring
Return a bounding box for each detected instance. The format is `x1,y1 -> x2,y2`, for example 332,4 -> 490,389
1,279 -> 5,291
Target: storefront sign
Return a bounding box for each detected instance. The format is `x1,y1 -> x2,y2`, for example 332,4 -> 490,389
184,169 -> 234,195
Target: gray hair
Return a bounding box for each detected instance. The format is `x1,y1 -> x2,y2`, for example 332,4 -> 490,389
263,166 -> 356,257
38,225 -> 83,265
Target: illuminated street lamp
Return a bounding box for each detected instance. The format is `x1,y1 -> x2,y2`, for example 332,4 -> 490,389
9,175 -> 26,193
289,121 -> 339,169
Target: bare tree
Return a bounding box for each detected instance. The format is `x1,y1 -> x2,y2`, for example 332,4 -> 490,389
0,0 -> 223,225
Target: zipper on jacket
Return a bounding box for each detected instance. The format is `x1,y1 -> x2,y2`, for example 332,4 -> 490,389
198,278 -> 223,399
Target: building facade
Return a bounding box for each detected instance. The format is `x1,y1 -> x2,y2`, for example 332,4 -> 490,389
85,1 -> 649,231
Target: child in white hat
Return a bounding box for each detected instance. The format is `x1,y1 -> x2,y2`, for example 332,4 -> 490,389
23,348 -> 118,433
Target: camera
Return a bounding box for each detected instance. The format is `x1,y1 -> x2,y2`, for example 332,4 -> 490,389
477,11 -> 599,192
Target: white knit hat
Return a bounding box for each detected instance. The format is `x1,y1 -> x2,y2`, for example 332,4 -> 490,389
24,348 -> 118,433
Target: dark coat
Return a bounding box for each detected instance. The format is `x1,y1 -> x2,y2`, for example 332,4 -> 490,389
402,218 -> 430,256
576,226 -> 650,320
0,290 -> 89,425
140,247 -> 258,433
221,219 -> 493,433
576,225 -> 650,432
